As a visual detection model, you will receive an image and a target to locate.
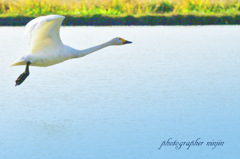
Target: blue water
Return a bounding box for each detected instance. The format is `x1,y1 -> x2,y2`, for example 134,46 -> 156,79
0,26 -> 239,159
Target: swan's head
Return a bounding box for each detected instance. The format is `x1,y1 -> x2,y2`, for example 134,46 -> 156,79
110,37 -> 132,45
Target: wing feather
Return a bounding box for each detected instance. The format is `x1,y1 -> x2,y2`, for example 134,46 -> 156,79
25,15 -> 65,54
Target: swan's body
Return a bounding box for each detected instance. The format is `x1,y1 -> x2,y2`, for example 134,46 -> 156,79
12,15 -> 132,85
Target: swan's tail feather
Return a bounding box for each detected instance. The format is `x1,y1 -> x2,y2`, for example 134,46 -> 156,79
11,60 -> 26,66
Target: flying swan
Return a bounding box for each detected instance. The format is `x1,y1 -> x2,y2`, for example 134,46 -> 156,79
12,15 -> 132,86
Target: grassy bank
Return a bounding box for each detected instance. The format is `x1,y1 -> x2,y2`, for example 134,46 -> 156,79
1,14 -> 239,26
0,0 -> 240,25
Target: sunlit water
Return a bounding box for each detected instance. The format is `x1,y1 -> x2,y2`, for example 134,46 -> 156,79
0,26 -> 239,159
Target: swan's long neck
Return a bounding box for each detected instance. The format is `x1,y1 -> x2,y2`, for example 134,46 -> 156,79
72,41 -> 112,58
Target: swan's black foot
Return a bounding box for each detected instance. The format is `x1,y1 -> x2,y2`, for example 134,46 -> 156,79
15,61 -> 31,86
15,72 -> 29,86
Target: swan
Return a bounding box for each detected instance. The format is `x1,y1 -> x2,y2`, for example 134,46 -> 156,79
12,15 -> 132,86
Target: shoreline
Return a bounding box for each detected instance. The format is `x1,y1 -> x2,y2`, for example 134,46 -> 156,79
0,15 -> 240,26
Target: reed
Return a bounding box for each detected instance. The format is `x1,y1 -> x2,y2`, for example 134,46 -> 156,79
0,0 -> 239,17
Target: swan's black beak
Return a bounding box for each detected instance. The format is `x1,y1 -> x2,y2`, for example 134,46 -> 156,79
124,40 -> 132,44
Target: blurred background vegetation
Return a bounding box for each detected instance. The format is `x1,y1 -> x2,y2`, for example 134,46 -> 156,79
0,0 -> 240,17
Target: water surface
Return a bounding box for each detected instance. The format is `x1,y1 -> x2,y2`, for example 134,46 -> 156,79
0,26 -> 239,159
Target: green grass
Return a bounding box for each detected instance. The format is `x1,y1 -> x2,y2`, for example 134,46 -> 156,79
0,0 -> 240,25
0,0 -> 240,17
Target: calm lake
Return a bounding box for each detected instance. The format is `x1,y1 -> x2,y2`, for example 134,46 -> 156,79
0,26 -> 239,159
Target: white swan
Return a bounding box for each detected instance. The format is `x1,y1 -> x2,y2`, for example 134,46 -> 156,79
12,15 -> 132,86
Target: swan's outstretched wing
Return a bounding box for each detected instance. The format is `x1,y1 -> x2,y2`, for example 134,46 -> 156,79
25,15 -> 65,54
